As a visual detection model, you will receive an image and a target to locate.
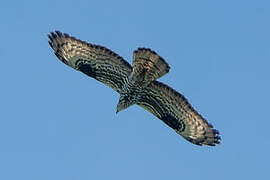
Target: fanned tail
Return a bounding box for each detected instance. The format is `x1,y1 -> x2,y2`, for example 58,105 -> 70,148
130,48 -> 170,86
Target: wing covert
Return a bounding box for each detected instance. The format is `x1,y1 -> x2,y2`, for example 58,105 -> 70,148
48,31 -> 132,93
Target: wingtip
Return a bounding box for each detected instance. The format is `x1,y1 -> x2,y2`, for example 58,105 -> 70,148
185,127 -> 221,147
55,30 -> 62,37
48,34 -> 53,42
48,30 -> 64,39
209,128 -> 221,146
48,41 -> 53,48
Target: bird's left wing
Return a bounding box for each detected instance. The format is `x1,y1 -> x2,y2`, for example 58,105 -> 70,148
48,31 -> 132,93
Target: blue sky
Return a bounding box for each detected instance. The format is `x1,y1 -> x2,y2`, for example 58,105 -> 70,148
1,0 -> 269,179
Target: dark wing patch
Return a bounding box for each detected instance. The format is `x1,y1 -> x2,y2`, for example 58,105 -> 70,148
76,59 -> 97,78
48,31 -> 132,93
161,115 -> 185,132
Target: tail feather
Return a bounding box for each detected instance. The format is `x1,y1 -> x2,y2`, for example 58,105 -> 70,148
131,48 -> 170,85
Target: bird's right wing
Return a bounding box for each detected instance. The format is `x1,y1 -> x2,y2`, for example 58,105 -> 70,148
48,31 -> 132,93
137,81 -> 221,146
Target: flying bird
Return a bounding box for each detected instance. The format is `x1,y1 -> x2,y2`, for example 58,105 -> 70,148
48,31 -> 221,146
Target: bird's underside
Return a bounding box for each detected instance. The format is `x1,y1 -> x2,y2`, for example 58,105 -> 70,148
48,31 -> 221,146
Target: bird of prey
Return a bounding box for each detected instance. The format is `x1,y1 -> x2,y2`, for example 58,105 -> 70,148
48,31 -> 221,146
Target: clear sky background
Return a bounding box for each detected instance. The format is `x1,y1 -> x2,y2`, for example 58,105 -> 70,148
1,0 -> 269,179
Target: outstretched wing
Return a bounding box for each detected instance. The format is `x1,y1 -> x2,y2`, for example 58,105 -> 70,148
137,81 -> 221,146
48,31 -> 132,93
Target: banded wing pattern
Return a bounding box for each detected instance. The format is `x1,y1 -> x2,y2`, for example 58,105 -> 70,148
138,81 -> 220,146
48,31 -> 132,93
48,31 -> 221,146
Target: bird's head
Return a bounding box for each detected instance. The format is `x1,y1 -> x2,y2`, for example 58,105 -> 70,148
116,95 -> 134,114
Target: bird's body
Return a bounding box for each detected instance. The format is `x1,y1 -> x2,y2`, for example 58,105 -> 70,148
117,48 -> 170,113
48,31 -> 221,146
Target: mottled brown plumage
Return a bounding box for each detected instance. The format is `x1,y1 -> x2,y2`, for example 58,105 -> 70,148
48,31 -> 221,146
